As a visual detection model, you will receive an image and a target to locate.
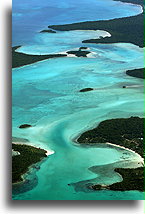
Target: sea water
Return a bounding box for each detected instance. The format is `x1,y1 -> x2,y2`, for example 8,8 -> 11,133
12,0 -> 142,45
12,0 -> 144,200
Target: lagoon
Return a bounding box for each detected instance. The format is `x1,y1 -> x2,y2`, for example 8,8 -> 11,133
12,42 -> 144,199
12,0 -> 144,200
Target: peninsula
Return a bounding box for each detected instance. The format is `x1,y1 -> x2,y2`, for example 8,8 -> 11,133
12,143 -> 47,183
12,46 -> 67,68
77,116 -> 144,191
78,117 -> 144,157
48,0 -> 143,47
126,68 -> 144,79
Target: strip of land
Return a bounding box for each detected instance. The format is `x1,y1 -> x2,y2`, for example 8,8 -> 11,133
12,143 -> 47,183
40,29 -> 56,33
12,46 -> 67,68
48,0 -> 143,47
126,68 -> 144,79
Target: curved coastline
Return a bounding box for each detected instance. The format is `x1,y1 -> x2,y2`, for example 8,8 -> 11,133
12,137 -> 54,184
48,0 -> 143,47
12,46 -> 67,68
12,143 -> 47,184
126,68 -> 144,79
76,116 -> 144,191
12,0 -> 144,199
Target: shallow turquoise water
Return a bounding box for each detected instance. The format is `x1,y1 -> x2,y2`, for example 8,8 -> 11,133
16,30 -> 111,54
12,40 -> 144,199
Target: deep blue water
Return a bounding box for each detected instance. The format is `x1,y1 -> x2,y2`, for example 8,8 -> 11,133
12,0 -> 142,45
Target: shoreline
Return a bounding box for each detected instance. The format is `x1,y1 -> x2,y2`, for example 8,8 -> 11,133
77,117 -> 144,156
75,117 -> 144,191
106,142 -> 144,164
48,0 -> 143,48
12,142 -> 54,156
126,68 -> 144,79
12,142 -> 54,184
12,46 -> 67,68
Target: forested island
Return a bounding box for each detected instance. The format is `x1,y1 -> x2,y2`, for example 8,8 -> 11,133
12,46 -> 67,68
79,88 -> 94,92
12,143 -> 47,183
67,50 -> 90,57
40,29 -> 56,33
19,124 -> 32,129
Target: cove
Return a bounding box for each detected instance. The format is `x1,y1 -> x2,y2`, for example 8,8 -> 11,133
12,0 -> 142,46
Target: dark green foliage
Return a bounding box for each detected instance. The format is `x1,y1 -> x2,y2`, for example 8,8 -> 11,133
92,167 -> 144,191
12,46 -> 67,68
78,117 -> 144,157
79,47 -> 88,50
19,124 -> 32,129
126,68 -> 144,79
12,144 -> 47,183
67,50 -> 90,57
108,167 -> 144,191
40,29 -> 56,33
49,10 -> 143,47
79,88 -> 94,92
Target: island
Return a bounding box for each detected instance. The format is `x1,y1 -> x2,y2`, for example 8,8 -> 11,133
19,124 -> 32,129
67,49 -> 90,57
48,0 -> 143,47
40,29 -> 56,33
79,47 -> 88,50
77,116 -> 144,191
126,68 -> 144,79
12,46 -> 67,68
12,143 -> 47,183
79,88 -> 94,92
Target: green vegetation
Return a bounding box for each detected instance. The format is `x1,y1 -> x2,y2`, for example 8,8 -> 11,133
79,47 -> 88,50
19,124 -> 32,129
67,50 -> 90,57
108,167 -> 144,191
78,117 -> 144,157
40,29 -> 56,33
91,167 -> 144,192
126,68 -> 144,79
12,144 -> 47,183
79,88 -> 94,92
78,116 -> 144,191
12,46 -> 67,68
48,0 -> 143,47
